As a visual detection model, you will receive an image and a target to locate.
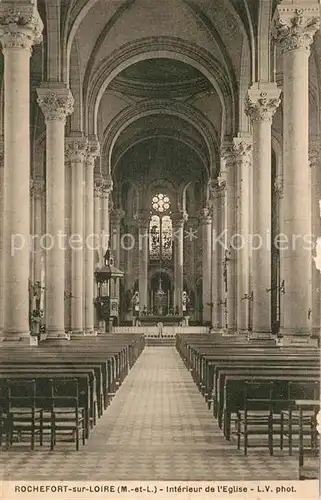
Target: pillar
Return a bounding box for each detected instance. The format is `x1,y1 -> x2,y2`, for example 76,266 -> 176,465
135,211 -> 149,312
94,177 -> 103,329
101,174 -> 113,251
172,212 -> 188,314
220,146 -> 237,333
37,85 -> 74,340
184,216 -> 197,320
245,84 -> 281,335
31,178 -> 45,286
309,143 -> 321,338
210,179 -> 226,330
65,137 -> 87,335
273,3 -> 320,339
0,139 -> 3,335
199,208 -> 212,323
110,208 -> 124,299
94,176 -> 103,267
84,139 -> 100,334
234,139 -> 252,334
0,3 -> 43,342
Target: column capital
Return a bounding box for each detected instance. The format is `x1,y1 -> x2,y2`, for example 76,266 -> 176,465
111,208 -> 125,226
0,2 -> 43,52
30,177 -> 45,199
86,138 -> 100,168
219,143 -> 235,185
37,85 -> 74,123
101,174 -> 113,198
245,83 -> 281,122
233,137 -> 252,166
309,142 -> 321,168
198,207 -> 212,225
134,210 -> 150,229
209,178 -> 227,198
274,176 -> 284,199
272,3 -> 320,53
65,137 -> 87,164
171,211 -> 188,228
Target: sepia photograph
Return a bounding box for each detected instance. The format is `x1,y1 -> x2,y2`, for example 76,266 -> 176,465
0,0 -> 320,498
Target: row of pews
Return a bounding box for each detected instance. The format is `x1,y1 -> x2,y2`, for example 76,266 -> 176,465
176,333 -> 320,479
0,333 -> 145,451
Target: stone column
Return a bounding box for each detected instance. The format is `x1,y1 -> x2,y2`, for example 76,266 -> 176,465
0,140 -> 4,335
273,4 -> 320,339
245,84 -> 281,336
199,208 -> 212,323
309,143 -> 321,338
233,138 -> 253,334
31,178 -> 45,285
209,179 -> 226,330
220,146 -> 237,333
37,85 -> 74,340
94,177 -> 103,267
135,211 -> 149,312
0,4 -> 43,342
172,212 -> 188,314
184,217 -> 197,320
65,137 -> 87,335
101,174 -> 113,251
84,139 -> 100,334
110,208 -> 124,299
93,178 -> 102,328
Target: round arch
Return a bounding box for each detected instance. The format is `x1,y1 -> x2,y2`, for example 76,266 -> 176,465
112,134 -> 209,176
85,37 -> 236,139
101,99 -> 219,177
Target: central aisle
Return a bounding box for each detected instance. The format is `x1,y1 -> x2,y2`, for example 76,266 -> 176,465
1,347 -> 298,481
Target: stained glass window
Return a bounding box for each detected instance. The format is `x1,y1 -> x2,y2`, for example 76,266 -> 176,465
162,216 -> 172,260
149,194 -> 172,260
149,215 -> 160,259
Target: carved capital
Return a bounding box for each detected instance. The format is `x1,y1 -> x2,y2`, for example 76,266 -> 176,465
111,209 -> 125,226
65,137 -> 88,164
94,183 -> 102,198
209,178 -> 226,198
30,178 -> 45,199
233,138 -> 252,166
219,144 -> 235,185
245,84 -> 281,122
198,207 -> 212,225
309,143 -> 320,169
274,176 -> 284,199
85,138 -> 100,168
101,174 -> 113,198
171,211 -> 188,228
0,2 -> 43,52
37,87 -> 74,123
272,4 -> 320,53
134,210 -> 150,229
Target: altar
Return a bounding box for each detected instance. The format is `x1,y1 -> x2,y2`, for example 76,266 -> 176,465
135,315 -> 188,326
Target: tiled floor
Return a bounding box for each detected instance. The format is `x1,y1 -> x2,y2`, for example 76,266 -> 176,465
0,347 -> 302,480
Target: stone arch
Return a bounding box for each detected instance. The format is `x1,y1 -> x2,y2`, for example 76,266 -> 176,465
101,99 -> 219,177
85,37 -> 236,139
111,134 -> 208,176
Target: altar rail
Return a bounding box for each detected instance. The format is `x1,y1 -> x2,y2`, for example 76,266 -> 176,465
112,326 -> 208,337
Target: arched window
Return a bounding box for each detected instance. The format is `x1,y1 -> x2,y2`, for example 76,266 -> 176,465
149,193 -> 172,260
